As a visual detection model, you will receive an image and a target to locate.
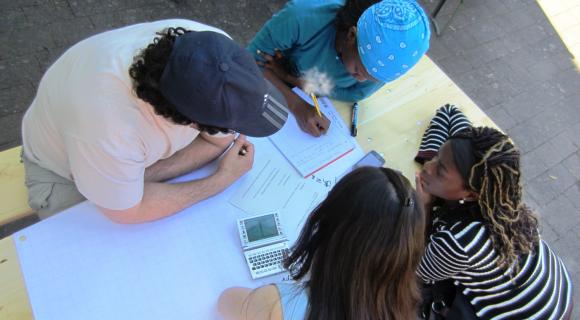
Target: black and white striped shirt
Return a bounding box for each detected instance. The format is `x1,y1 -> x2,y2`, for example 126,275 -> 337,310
415,104 -> 471,164
418,209 -> 573,319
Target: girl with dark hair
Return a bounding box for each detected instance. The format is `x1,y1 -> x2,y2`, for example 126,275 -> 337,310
219,166 -> 426,319
247,0 -> 430,136
416,126 -> 573,319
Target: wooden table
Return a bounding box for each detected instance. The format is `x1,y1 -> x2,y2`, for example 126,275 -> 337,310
0,146 -> 34,226
0,235 -> 32,319
0,56 -> 495,319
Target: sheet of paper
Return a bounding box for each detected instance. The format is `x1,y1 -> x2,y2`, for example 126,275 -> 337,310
13,137 -> 363,320
269,88 -> 357,178
228,146 -> 327,218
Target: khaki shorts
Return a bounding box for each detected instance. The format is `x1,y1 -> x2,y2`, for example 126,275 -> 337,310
21,153 -> 85,219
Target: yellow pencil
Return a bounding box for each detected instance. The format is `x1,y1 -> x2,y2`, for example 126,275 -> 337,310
310,92 -> 323,117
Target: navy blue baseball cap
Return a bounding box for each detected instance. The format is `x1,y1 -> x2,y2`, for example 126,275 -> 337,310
159,31 -> 289,137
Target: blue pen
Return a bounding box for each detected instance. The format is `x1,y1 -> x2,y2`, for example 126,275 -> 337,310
351,102 -> 359,137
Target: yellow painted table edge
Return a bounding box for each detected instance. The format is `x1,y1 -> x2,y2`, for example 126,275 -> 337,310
332,56 -> 498,181
0,146 -> 34,225
0,236 -> 33,319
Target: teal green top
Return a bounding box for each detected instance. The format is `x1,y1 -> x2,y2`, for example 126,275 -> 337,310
247,0 -> 384,102
275,282 -> 308,320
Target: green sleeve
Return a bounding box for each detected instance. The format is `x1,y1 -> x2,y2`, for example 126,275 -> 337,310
247,2 -> 303,60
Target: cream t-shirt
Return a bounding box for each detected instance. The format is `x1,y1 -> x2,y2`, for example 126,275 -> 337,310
22,19 -> 228,210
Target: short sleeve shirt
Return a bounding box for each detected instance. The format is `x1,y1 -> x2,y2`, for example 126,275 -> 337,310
247,0 -> 384,102
22,19 -> 228,210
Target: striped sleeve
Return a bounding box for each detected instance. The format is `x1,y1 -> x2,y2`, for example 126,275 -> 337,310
418,221 -> 491,283
415,104 -> 472,164
418,218 -> 574,319
417,229 -> 471,282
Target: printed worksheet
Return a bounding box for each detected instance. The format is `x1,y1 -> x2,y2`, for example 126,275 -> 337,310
269,88 -> 356,177
228,144 -> 327,218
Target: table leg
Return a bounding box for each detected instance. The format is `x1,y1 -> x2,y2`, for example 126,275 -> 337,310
430,0 -> 464,36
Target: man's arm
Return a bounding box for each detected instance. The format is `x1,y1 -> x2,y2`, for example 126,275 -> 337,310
144,132 -> 234,182
99,136 -> 254,224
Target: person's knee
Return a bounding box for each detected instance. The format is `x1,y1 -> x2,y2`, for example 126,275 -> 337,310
35,183 -> 85,219
22,155 -> 85,219
27,182 -> 55,215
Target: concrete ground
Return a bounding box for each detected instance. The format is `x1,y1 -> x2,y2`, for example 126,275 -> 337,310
1,0 -> 578,316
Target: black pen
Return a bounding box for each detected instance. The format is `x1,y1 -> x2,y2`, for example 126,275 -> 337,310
351,102 -> 359,137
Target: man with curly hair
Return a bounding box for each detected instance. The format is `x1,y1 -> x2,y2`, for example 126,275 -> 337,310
21,19 -> 289,224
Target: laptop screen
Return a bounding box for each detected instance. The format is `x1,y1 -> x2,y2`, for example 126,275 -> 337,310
244,214 -> 280,242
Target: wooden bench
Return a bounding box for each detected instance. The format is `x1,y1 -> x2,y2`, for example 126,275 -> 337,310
0,146 -> 34,226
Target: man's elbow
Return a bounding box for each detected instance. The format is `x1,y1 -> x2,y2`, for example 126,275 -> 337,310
98,203 -> 143,224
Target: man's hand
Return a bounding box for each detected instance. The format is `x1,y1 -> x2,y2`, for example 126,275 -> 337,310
215,135 -> 254,184
289,94 -> 330,137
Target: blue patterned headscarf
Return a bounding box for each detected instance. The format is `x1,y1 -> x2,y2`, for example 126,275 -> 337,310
356,0 -> 430,83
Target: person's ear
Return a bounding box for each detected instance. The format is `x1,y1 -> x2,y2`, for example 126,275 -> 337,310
347,26 -> 357,42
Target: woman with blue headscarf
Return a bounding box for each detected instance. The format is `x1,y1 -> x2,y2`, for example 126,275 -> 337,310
248,0 -> 431,136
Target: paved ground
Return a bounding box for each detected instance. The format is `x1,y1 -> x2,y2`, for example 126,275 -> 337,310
1,0 -> 578,316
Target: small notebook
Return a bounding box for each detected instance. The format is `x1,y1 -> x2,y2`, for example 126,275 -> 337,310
269,88 -> 356,178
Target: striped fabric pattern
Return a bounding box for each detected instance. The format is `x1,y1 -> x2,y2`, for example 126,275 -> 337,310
262,93 -> 289,131
418,218 -> 573,319
414,104 -> 471,164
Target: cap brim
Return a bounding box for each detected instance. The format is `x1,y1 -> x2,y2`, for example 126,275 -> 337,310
234,80 -> 289,137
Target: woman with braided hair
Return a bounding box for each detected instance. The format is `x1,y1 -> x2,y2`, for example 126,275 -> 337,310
415,125 -> 573,319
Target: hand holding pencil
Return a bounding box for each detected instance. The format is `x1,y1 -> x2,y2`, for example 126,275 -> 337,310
310,92 -> 323,118
216,135 -> 254,184
254,48 -> 330,137
284,93 -> 330,137
304,92 -> 330,137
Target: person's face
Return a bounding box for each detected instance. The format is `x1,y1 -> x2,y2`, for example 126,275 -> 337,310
341,27 -> 377,82
419,142 -> 476,201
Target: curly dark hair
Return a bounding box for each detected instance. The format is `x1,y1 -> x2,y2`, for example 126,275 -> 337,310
452,127 -> 539,274
334,0 -> 380,33
128,27 -> 230,135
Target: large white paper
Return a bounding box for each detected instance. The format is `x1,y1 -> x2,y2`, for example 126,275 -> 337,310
228,145 -> 327,216
13,137 -> 364,320
269,88 -> 357,178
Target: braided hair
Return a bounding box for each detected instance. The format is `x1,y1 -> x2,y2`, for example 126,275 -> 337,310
451,127 -> 539,273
